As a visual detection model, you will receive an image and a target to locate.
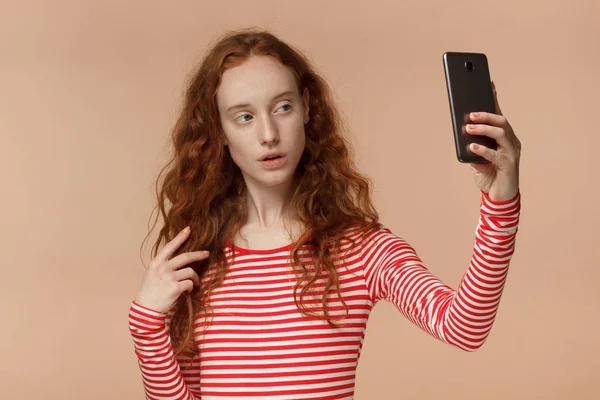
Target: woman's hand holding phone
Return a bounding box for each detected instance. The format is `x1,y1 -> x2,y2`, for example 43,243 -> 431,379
466,81 -> 522,202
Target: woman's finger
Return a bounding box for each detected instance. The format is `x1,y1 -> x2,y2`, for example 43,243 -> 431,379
469,111 -> 507,128
174,267 -> 201,287
167,251 -> 210,271
466,123 -> 513,149
469,142 -> 498,164
179,280 -> 195,294
155,227 -> 191,264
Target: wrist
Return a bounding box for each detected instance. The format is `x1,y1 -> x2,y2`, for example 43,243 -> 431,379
484,186 -> 520,204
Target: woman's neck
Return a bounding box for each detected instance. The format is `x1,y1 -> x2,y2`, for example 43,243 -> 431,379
244,179 -> 296,229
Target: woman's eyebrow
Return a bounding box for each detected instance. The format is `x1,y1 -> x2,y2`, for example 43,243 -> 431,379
226,90 -> 296,114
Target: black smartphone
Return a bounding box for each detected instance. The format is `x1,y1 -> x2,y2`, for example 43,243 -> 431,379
442,52 -> 497,164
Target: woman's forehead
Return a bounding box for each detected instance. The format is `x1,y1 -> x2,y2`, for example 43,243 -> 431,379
216,56 -> 299,107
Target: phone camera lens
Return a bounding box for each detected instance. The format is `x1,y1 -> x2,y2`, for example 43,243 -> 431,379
465,61 -> 474,71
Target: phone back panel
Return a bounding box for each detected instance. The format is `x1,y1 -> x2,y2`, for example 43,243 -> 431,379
443,52 -> 497,163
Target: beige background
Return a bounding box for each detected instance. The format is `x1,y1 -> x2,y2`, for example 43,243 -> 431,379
1,0 -> 599,399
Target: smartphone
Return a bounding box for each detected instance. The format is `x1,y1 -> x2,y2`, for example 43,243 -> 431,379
442,52 -> 497,163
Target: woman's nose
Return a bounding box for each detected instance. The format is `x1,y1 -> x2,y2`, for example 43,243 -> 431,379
259,115 -> 280,144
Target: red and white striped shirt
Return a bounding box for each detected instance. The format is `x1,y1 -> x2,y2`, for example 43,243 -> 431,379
129,190 -> 520,399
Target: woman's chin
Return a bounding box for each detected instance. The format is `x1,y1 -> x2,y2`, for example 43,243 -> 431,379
244,171 -> 295,189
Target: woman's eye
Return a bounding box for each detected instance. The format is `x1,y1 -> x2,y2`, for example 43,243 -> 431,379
235,114 -> 253,123
234,105 -> 290,123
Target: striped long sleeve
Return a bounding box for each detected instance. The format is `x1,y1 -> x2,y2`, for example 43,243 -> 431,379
129,302 -> 201,400
360,190 -> 521,351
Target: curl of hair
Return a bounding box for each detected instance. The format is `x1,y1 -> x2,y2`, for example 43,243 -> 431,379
140,27 -> 379,359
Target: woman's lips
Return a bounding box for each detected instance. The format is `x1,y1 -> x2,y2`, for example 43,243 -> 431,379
259,155 -> 286,169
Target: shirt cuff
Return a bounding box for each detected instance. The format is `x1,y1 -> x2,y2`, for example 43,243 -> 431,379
480,189 -> 521,217
129,301 -> 168,329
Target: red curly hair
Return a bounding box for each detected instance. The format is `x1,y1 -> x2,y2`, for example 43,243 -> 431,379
141,28 -> 380,359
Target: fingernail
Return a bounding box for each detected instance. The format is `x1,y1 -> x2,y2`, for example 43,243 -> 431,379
471,143 -> 479,150
184,226 -> 190,233
471,112 -> 479,118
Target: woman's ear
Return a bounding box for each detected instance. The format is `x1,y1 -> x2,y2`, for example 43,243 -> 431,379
302,87 -> 310,125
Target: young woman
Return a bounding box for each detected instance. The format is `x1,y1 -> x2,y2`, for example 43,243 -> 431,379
129,29 -> 521,400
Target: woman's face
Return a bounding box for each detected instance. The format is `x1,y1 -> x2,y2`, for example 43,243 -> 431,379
216,55 -> 309,190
